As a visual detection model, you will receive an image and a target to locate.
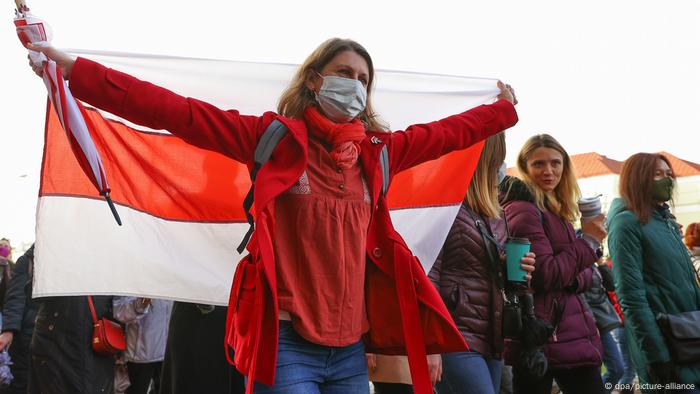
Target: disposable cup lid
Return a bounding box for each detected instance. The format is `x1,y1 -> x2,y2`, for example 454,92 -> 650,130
506,237 -> 530,245
578,196 -> 601,205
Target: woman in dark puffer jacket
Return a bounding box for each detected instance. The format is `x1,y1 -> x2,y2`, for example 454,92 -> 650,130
429,133 -> 535,394
500,134 -> 606,394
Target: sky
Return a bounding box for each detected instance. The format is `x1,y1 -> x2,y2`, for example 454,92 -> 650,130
2,0 -> 699,248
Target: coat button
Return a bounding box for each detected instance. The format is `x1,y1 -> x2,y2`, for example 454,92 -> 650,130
339,183 -> 345,190
48,324 -> 54,331
372,247 -> 382,258
53,312 -> 59,317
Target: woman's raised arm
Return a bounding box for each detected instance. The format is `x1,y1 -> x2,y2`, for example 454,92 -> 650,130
27,43 -> 262,163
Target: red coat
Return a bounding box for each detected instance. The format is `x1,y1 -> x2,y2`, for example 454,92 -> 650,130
69,58 -> 518,393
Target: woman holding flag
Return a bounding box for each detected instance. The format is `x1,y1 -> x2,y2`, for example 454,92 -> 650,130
27,38 -> 518,393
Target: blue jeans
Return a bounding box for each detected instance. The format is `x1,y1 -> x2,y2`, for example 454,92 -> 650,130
248,321 -> 369,393
600,329 -> 624,393
611,327 -> 636,385
437,351 -> 502,394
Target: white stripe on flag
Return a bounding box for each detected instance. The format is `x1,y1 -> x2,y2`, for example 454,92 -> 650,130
35,196 -> 243,305
389,204 -> 462,273
34,197 -> 458,303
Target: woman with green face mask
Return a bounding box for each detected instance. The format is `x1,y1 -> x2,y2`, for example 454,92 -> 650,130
607,153 -> 700,393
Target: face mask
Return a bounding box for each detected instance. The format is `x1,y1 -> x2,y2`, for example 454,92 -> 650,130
0,246 -> 9,258
314,73 -> 367,123
498,162 -> 507,184
651,176 -> 674,202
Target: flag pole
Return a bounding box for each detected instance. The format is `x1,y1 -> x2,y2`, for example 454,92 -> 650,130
15,0 -> 123,226
103,193 -> 122,226
14,0 -> 28,14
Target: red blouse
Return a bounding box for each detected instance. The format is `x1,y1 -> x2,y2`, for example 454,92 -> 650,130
274,135 -> 372,347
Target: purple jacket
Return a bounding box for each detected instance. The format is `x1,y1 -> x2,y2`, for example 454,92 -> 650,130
428,204 -> 508,359
500,178 -> 602,369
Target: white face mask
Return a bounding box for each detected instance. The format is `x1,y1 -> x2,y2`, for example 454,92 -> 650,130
314,73 -> 367,123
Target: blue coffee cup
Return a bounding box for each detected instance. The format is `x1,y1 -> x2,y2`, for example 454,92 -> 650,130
504,237 -> 531,282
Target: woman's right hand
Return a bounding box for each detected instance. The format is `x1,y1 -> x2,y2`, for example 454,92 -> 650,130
0,332 -> 13,351
581,214 -> 607,242
26,43 -> 75,79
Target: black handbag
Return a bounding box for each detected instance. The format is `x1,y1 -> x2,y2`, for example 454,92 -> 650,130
467,211 -> 521,337
656,310 -> 700,364
502,291 -> 523,338
467,210 -> 526,338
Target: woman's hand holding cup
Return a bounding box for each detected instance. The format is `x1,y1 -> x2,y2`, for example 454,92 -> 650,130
581,214 -> 607,242
520,252 -> 536,282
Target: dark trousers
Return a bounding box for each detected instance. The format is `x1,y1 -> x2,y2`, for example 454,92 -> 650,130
159,303 -> 244,394
513,366 -> 604,394
127,362 -> 162,394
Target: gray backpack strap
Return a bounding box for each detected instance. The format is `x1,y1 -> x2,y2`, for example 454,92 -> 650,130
379,145 -> 389,195
254,120 -> 288,166
237,119 -> 289,254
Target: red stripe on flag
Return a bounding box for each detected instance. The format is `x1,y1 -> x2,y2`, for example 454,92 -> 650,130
41,104 -> 251,222
387,142 -> 483,209
41,103 -> 483,222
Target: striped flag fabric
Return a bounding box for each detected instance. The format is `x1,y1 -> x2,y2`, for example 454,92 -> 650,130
34,50 -> 498,305
16,13 -> 121,224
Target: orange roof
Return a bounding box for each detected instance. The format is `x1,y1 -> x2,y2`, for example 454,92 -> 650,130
659,151 -> 700,177
505,152 -> 700,179
505,152 -> 623,178
571,153 -> 623,178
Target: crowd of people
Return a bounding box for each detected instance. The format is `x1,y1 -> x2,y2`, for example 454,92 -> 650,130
1,37 -> 697,394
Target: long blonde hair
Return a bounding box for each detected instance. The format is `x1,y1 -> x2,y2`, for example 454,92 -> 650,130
516,134 -> 580,222
277,38 -> 388,131
466,133 -> 506,218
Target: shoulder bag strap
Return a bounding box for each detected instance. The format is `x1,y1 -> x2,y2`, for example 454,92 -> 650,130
467,209 -> 505,290
87,296 -> 98,324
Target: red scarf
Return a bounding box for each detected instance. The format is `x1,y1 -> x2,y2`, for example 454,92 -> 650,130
303,106 -> 366,169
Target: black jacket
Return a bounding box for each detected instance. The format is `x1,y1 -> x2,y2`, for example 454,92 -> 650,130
2,245 -> 39,338
30,295 -> 115,394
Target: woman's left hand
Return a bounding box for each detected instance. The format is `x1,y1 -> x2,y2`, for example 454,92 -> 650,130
520,252 -> 536,281
365,353 -> 377,372
497,81 -> 518,105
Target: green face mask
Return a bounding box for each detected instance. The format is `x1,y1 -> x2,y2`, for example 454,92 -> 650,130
651,177 -> 674,202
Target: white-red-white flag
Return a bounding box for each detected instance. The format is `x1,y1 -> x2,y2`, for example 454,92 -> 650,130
34,50 -> 499,304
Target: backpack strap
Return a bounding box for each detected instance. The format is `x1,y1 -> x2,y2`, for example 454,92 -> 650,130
237,120 -> 289,254
379,144 -> 389,195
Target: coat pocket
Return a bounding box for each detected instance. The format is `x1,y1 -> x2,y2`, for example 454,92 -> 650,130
439,282 -> 459,312
234,258 -> 258,337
